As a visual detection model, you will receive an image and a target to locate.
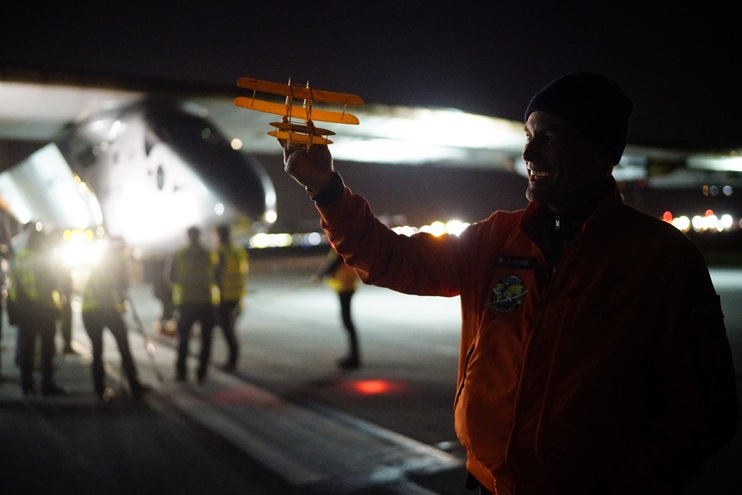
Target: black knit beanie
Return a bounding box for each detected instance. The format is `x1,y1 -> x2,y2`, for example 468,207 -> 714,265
524,73 -> 633,164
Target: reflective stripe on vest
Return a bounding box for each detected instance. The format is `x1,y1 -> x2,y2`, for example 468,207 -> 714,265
13,248 -> 59,308
172,246 -> 217,305
215,244 -> 248,302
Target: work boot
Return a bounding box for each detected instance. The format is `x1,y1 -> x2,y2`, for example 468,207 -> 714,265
98,387 -> 116,402
338,356 -> 360,370
130,381 -> 151,396
42,383 -> 69,397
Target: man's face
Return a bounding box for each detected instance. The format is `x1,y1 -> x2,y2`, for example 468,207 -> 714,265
523,111 -> 613,211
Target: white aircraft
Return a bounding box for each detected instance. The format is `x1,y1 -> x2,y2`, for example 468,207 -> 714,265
2,68 -> 741,255
0,73 -> 278,313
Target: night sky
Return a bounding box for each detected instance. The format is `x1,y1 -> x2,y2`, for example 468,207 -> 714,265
2,2 -> 740,149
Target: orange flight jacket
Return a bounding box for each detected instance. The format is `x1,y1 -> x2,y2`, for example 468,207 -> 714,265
316,179 -> 738,495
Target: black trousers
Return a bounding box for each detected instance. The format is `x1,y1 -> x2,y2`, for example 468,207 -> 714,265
16,305 -> 57,392
82,308 -> 140,395
176,303 -> 215,379
216,300 -> 240,366
338,290 -> 358,360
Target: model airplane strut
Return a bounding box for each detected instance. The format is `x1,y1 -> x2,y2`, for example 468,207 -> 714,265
234,77 -> 364,146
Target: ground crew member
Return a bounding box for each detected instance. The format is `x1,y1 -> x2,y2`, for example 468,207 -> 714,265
214,224 -> 248,371
10,228 -> 67,396
169,226 -> 217,383
82,238 -> 149,400
311,249 -> 361,369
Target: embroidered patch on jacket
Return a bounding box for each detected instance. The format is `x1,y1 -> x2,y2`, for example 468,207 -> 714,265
495,255 -> 536,269
489,275 -> 528,313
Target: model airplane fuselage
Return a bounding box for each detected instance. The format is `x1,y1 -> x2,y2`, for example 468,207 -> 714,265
234,77 -> 364,146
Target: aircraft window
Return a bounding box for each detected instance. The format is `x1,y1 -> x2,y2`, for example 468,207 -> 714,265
152,123 -> 173,142
153,113 -> 227,146
156,165 -> 164,191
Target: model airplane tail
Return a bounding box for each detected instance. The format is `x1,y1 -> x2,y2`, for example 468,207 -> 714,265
234,76 -> 364,147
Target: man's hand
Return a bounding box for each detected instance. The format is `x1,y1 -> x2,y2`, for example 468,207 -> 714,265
280,122 -> 335,193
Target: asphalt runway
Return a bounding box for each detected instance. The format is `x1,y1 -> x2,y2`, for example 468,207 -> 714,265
1,250 -> 740,494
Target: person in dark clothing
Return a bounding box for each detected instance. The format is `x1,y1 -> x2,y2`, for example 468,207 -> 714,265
82,238 -> 149,401
168,226 -> 217,383
213,224 -> 248,371
279,73 -> 739,494
311,249 -> 361,369
56,263 -> 76,354
10,228 -> 67,396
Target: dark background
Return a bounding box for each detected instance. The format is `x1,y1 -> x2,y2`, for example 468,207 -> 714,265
3,2 -> 740,150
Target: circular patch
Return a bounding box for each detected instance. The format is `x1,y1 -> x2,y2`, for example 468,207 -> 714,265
489,275 -> 528,313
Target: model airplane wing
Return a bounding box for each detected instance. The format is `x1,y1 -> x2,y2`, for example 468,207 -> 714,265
234,97 -> 359,125
237,77 -> 364,106
267,130 -> 332,145
267,121 -> 335,145
234,76 -> 364,147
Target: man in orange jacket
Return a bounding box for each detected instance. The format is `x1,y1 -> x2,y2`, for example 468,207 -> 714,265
281,73 -> 739,494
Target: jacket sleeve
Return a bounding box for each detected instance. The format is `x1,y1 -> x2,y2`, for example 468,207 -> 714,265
609,246 -> 739,491
316,185 -> 469,297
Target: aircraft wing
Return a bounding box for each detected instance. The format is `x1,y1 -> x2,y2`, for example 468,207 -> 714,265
1,69 -> 741,188
0,79 -> 143,142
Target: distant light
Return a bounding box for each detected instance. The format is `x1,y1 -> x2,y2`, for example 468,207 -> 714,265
417,219 -> 470,237
671,216 -> 690,232
691,215 -> 704,232
392,225 -> 418,236
421,221 -> 446,236
214,203 -> 225,216
445,219 -> 470,236
721,214 -> 734,230
56,229 -> 102,267
249,232 -> 292,248
263,209 -> 278,224
304,232 -> 323,246
231,138 -> 243,150
723,185 -> 733,196
680,210 -> 739,233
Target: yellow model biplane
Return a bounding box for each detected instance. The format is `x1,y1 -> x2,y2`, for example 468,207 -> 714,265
234,77 -> 364,146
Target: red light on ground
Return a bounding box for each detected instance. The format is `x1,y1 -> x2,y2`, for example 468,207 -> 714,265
705,209 -> 714,217
348,379 -> 398,395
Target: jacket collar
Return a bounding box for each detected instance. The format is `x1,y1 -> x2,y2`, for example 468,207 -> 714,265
520,177 -> 623,263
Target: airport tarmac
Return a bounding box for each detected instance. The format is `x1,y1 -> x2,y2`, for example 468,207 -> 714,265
1,250 -> 741,494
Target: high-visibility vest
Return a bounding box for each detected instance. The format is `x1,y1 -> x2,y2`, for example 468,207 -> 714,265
214,243 -> 248,303
82,259 -> 126,313
326,259 -> 359,293
171,245 -> 217,305
11,247 -> 60,309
